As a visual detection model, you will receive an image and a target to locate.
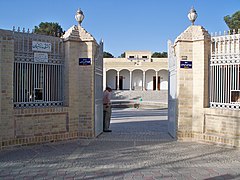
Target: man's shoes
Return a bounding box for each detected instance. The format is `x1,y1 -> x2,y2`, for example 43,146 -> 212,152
103,129 -> 112,132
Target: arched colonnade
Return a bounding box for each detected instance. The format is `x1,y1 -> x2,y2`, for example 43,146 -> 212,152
106,68 -> 168,91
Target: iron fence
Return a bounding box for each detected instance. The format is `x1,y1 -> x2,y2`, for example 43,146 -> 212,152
210,31 -> 240,109
13,28 -> 64,108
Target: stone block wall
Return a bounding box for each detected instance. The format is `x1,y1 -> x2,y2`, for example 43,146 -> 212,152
194,108 -> 240,147
14,107 -> 69,138
0,107 -> 77,148
0,32 -> 14,144
78,41 -> 95,137
175,32 -> 194,137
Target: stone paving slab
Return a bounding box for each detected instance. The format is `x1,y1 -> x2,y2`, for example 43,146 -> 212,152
0,108 -> 240,179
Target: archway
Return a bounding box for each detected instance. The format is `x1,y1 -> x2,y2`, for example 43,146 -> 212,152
159,69 -> 168,90
119,69 -> 130,90
145,69 -> 156,90
132,69 -> 143,91
106,69 -> 117,90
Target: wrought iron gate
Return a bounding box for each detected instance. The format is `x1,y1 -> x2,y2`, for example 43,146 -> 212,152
94,40 -> 104,136
168,40 -> 177,138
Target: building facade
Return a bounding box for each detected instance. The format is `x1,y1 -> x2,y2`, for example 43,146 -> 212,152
104,51 -> 168,92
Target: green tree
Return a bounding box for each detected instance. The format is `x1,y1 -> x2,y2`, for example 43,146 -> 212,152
120,52 -> 125,58
151,52 -> 168,58
224,11 -> 240,32
103,51 -> 114,58
34,22 -> 64,37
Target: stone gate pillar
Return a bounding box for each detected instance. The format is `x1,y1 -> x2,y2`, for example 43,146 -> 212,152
63,10 -> 101,138
0,31 -> 14,147
174,25 -> 211,140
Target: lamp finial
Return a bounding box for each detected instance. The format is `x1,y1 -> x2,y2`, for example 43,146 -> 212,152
188,6 -> 198,25
75,8 -> 85,26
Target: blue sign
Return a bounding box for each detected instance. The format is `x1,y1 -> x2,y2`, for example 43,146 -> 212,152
79,58 -> 91,65
180,61 -> 192,69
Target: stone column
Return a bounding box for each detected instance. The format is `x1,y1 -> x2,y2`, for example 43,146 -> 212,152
0,32 -> 14,146
117,71 -> 120,90
155,71 -> 158,91
129,71 -> 132,91
174,25 -> 210,140
192,27 -> 211,135
63,24 -> 100,138
142,71 -> 145,91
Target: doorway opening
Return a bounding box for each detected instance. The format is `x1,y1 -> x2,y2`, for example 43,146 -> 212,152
116,76 -> 123,90
153,76 -> 160,90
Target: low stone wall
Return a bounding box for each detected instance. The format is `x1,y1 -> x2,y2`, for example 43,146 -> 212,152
201,108 -> 239,147
1,131 -> 80,150
111,90 -> 168,103
0,107 -> 90,149
178,108 -> 240,148
111,100 -> 168,109
204,108 -> 240,138
14,107 -> 69,138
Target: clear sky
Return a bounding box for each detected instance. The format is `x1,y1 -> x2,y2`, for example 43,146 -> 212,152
0,1 -> 239,57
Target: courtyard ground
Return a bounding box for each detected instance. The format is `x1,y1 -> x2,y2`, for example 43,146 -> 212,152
0,108 -> 239,179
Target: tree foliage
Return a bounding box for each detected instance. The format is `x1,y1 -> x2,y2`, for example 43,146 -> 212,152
103,51 -> 114,58
151,52 -> 168,58
224,11 -> 240,31
34,22 -> 64,37
120,52 -> 125,58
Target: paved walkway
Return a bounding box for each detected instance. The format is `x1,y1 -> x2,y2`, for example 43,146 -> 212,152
0,108 -> 240,180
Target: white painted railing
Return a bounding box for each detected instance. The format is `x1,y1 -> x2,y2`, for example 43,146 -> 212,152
210,31 -> 240,109
13,29 -> 64,108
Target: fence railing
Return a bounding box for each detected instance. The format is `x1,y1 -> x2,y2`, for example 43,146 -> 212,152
210,31 -> 240,109
12,28 -> 64,108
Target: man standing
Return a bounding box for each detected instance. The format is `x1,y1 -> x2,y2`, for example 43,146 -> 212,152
103,86 -> 112,132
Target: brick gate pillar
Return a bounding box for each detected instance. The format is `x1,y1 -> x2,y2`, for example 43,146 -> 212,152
0,31 -> 14,148
174,25 -> 211,140
63,23 -> 100,138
